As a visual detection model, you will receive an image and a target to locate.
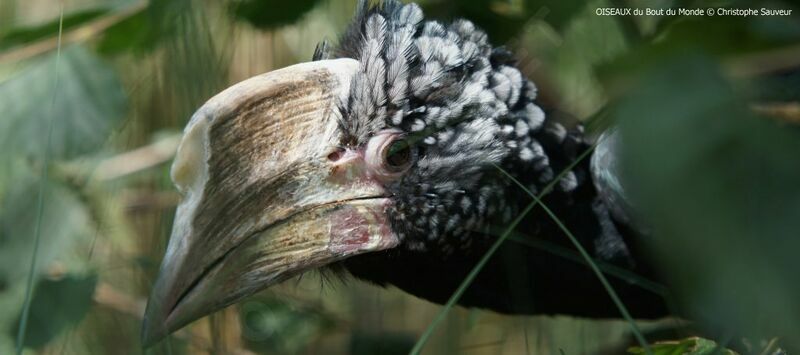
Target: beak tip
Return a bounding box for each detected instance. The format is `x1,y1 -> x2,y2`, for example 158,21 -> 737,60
140,301 -> 168,348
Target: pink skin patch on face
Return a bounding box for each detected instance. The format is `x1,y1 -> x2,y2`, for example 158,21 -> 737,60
325,129 -> 410,255
326,129 -> 410,186
328,200 -> 398,254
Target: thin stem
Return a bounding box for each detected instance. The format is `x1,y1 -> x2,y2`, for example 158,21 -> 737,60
506,235 -> 666,296
16,2 -> 65,353
409,145 -> 596,355
494,162 -> 653,354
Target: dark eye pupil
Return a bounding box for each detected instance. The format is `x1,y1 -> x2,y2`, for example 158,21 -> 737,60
385,139 -> 410,168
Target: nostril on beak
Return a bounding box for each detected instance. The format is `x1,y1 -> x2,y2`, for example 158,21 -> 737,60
327,148 -> 345,162
327,148 -> 367,183
327,148 -> 362,167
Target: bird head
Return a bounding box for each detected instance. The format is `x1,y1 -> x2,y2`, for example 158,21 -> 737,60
142,0 -> 573,345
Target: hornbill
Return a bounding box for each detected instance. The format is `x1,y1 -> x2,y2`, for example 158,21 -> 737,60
142,0 -> 669,345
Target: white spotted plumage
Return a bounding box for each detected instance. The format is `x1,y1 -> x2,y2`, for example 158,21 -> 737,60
326,0 -> 595,255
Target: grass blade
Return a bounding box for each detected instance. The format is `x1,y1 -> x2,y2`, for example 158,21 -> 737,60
15,2 -> 65,353
409,145 -> 596,354
506,235 -> 667,296
493,160 -> 653,354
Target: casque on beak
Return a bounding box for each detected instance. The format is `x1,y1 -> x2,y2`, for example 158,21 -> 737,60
141,59 -> 399,346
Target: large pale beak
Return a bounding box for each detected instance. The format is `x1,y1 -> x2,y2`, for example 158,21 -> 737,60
141,59 -> 399,346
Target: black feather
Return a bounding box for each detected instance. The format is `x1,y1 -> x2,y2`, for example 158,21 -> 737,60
326,0 -> 670,319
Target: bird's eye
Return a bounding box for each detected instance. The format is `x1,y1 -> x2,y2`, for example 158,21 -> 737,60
383,138 -> 411,170
364,130 -> 414,181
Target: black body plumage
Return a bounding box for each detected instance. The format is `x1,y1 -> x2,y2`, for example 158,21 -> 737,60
321,0 -> 668,318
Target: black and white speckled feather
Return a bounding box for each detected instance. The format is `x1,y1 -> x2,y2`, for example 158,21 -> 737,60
318,0 -> 593,252
326,0 -> 666,317
140,2 -> 669,339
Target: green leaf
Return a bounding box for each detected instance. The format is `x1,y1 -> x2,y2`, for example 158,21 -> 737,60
522,0 -> 628,118
617,55 -> 800,348
350,331 -> 415,355
421,0 -> 528,43
229,0 -> 324,30
422,0 -> 587,43
11,274 -> 97,348
97,0 -> 196,56
523,0 -> 587,30
628,337 -> 738,355
0,8 -> 108,50
598,10 -> 800,90
0,45 -> 127,161
96,10 -> 159,55
238,296 -> 334,354
0,168 -> 91,284
0,168 -> 92,349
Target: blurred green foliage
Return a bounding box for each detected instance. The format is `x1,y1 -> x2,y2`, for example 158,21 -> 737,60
628,337 -> 737,355
98,0 -> 192,55
230,0 -> 325,30
0,171 -> 95,353
618,55 -> 800,349
0,9 -> 108,51
238,296 -> 336,353
0,45 -> 126,161
350,331 -> 415,355
421,0 -> 586,43
11,274 -> 97,348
